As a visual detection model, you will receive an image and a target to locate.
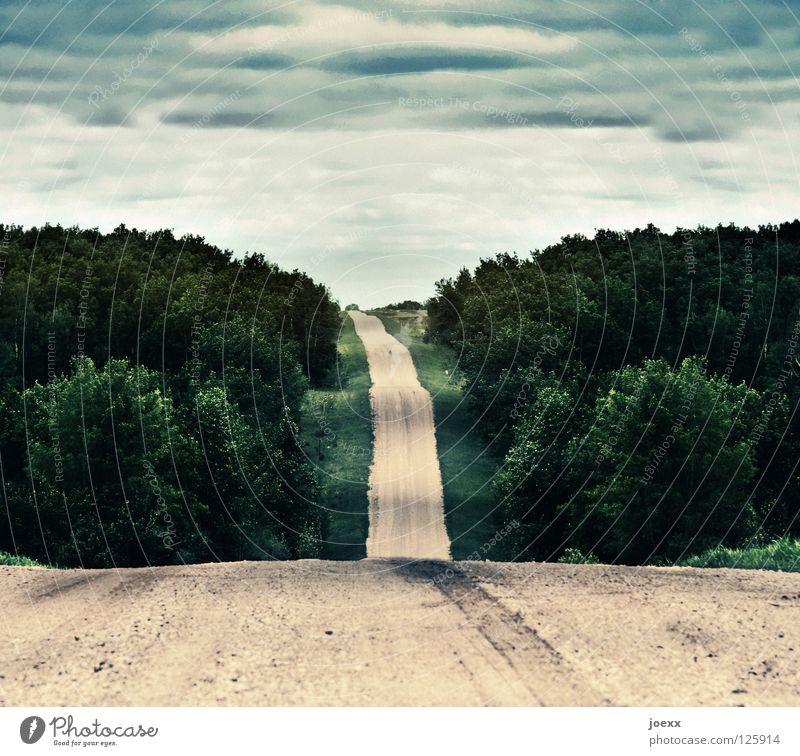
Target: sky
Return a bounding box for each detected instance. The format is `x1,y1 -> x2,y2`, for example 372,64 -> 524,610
2,0 -> 800,307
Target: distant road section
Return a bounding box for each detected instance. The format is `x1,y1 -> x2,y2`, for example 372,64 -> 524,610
349,311 -> 450,559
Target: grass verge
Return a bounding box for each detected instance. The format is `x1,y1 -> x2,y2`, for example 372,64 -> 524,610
679,538 -> 800,572
372,309 -> 501,560
300,313 -> 372,559
0,551 -> 48,567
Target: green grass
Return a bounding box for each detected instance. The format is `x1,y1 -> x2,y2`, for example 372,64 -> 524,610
679,538 -> 800,573
372,309 -> 502,560
300,313 -> 372,559
0,550 -> 48,567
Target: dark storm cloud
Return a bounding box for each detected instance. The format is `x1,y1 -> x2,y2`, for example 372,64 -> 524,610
0,1 -> 297,48
3,0 -> 798,147
388,4 -> 673,35
657,124 -> 725,143
320,47 -> 536,75
3,63 -> 78,82
160,109 -> 274,128
525,111 -> 648,129
235,53 -> 297,70
434,108 -> 649,130
691,173 -> 743,193
370,0 -> 787,44
89,105 -> 135,126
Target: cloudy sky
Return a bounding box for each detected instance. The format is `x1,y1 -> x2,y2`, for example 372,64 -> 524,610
2,0 -> 799,306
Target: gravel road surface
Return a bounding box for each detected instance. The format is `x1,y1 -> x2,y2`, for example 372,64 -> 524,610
349,311 -> 450,559
2,559 -> 798,706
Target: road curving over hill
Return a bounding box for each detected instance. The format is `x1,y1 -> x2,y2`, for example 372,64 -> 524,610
348,311 -> 450,560
2,559 -> 799,706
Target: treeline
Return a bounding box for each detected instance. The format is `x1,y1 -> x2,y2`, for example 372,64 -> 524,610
383,300 -> 424,311
426,221 -> 800,564
0,223 -> 340,567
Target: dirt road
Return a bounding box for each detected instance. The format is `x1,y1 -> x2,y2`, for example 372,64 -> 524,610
2,559 -> 799,706
348,311 -> 450,559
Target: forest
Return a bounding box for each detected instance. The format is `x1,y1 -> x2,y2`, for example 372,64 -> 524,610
426,221 -> 800,564
0,223 -> 340,567
5,219 -> 800,569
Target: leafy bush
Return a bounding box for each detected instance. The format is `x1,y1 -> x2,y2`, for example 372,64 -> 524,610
557,548 -> 599,564
499,358 -> 765,564
563,358 -> 761,564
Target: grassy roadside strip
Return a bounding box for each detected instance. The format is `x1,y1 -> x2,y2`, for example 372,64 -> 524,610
679,538 -> 800,572
372,309 -> 502,560
300,313 -> 372,560
0,551 -> 49,567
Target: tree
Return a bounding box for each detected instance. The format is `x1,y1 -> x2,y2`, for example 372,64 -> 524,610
17,357 -> 204,567
562,358 -> 761,563
0,223 -> 338,566
496,375 -> 586,560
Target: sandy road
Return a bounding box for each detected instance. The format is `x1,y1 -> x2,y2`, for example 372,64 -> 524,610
2,559 -> 799,706
348,311 -> 450,559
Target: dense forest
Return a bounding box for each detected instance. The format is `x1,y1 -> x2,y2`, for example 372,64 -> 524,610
5,219 -> 800,569
0,223 -> 340,567
426,221 -> 800,564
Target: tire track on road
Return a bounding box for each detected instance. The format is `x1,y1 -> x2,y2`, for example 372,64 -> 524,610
398,560 -> 609,705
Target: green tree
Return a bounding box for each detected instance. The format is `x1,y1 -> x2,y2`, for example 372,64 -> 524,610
0,222 -> 337,566
18,357 -> 203,567
563,358 -> 761,563
496,375 -> 586,560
